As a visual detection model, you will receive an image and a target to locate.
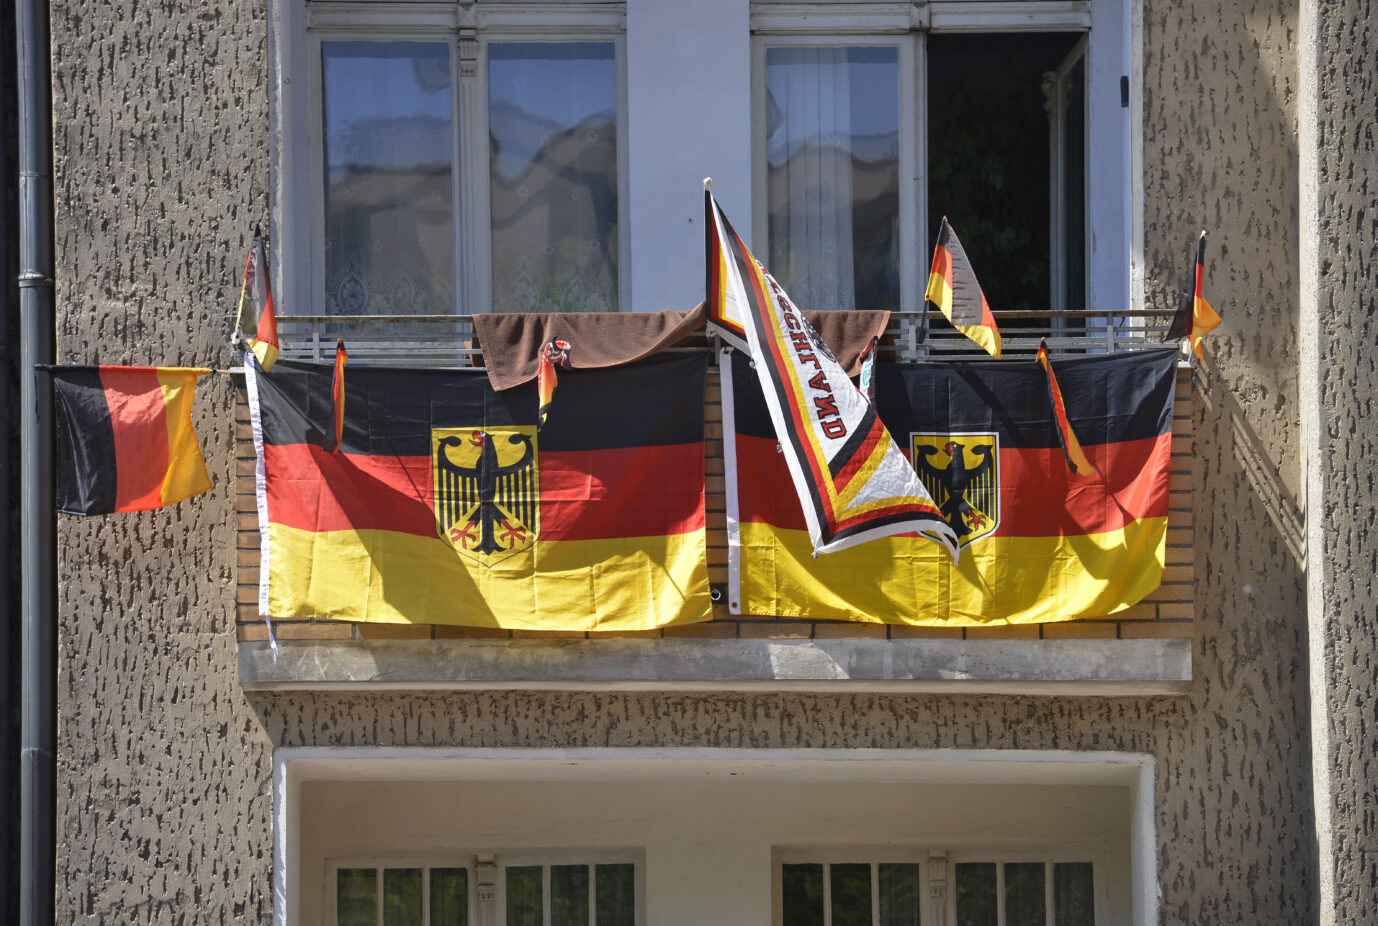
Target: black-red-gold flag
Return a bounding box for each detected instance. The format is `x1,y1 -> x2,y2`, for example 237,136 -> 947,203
727,348 -> 1178,625
53,366 -> 214,515
1165,230 -> 1221,359
331,340 -> 348,452
1037,339 -> 1094,477
246,353 -> 711,631
924,217 -> 1002,358
236,226 -> 280,371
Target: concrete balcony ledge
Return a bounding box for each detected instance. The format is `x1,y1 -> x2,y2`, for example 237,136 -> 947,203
238,637 -> 1191,695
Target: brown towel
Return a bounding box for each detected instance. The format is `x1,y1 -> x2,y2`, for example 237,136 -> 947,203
474,303 -> 708,391
473,303 -> 890,390
800,309 -> 891,376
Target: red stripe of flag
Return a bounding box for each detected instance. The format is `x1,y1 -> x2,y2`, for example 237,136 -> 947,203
102,368 -> 171,512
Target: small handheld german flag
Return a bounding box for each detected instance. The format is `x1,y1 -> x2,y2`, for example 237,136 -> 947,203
536,339 -> 571,431
1165,230 -> 1222,359
1037,339 -> 1095,478
924,217 -> 1002,358
237,226 -> 280,371
331,340 -> 348,452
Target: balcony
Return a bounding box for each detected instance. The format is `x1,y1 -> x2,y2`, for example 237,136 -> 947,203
235,309 -> 1194,693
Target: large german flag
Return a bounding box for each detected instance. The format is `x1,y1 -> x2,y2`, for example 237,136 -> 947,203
727,348 -> 1178,625
247,353 -> 711,631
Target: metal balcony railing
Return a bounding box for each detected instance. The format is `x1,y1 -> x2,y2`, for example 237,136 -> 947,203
272,309 -> 1183,367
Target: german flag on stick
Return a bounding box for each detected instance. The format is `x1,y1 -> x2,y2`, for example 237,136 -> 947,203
1037,339 -> 1095,478
52,366 -> 213,515
331,340 -> 348,452
246,353 -> 711,631
236,226 -> 280,371
1165,230 -> 1221,359
924,217 -> 1002,358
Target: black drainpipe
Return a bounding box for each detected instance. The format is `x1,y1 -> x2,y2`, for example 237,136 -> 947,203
17,0 -> 55,921
0,7 -> 16,920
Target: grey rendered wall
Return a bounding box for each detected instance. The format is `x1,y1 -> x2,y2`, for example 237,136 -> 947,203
1301,1 -> 1378,922
48,2 -> 1315,926
50,0 -> 276,922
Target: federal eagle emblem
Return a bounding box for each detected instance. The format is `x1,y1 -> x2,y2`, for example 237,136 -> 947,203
433,426 -> 539,565
910,432 -> 1000,548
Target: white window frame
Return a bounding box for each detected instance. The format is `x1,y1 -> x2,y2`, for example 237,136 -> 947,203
944,849 -> 1109,926
324,849 -> 644,926
748,0 -> 1129,313
272,1 -> 631,317
772,845 -> 1110,926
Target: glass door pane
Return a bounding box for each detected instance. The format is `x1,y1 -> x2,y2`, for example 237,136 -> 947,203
595,864 -> 635,926
338,868 -> 379,926
1053,862 -> 1095,926
764,45 -> 900,309
830,863 -> 873,926
322,41 -> 455,315
489,42 -> 619,313
506,866 -> 544,926
383,868 -> 424,926
1002,863 -> 1046,926
551,865 -> 590,926
430,868 -> 469,926
878,863 -> 922,926
954,862 -> 997,926
782,863 -> 826,926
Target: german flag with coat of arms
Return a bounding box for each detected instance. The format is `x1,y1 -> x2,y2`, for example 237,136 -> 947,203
247,352 -> 711,631
726,347 -> 1178,625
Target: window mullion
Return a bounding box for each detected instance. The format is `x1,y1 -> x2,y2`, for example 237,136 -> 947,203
456,29 -> 489,315
903,31 -> 924,313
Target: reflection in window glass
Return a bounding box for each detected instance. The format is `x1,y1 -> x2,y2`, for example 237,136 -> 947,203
878,863 -> 922,926
781,863 -> 826,926
506,866 -> 543,926
489,43 -> 619,313
338,868 -> 378,926
595,864 -> 635,926
322,42 -> 455,315
430,868 -> 468,926
830,863 -> 872,926
955,862 -> 997,926
1053,862 -> 1095,926
383,868 -> 423,926
764,45 -> 900,310
1004,863 -> 1046,926
552,865 -> 590,926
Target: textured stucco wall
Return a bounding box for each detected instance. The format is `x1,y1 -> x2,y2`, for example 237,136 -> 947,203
1304,1 -> 1378,921
48,2 -> 1319,925
50,0 -> 275,922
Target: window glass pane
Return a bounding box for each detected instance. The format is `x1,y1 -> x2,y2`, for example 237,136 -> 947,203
430,868 -> 468,926
595,864 -> 635,926
552,865 -> 591,926
506,866 -> 544,926
384,868 -> 424,926
1003,862 -> 1047,926
954,862 -> 997,926
338,868 -> 378,926
489,42 -> 619,313
878,863 -> 922,926
927,33 -> 1082,313
1053,862 -> 1095,926
781,863 -> 825,926
765,45 -> 899,309
322,41 -> 455,315
830,863 -> 873,926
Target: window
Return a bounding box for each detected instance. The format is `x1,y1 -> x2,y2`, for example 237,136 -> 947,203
775,851 -> 1102,926
283,2 -> 628,316
752,0 -> 1129,315
329,854 -> 640,926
